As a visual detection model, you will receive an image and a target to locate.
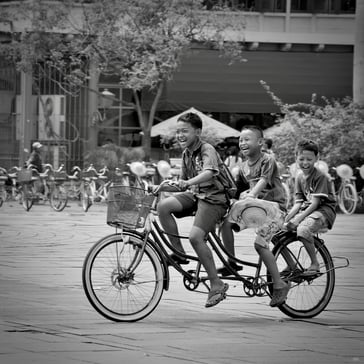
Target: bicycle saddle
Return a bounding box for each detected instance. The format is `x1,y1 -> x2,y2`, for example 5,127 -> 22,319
228,197 -> 285,230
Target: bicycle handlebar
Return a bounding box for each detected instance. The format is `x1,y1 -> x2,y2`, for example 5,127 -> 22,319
152,179 -> 182,195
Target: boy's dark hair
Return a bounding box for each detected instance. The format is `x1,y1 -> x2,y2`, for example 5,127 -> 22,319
264,138 -> 273,149
177,112 -> 203,129
296,139 -> 319,156
241,125 -> 264,139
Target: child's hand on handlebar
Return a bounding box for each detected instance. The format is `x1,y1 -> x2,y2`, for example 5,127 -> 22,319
177,179 -> 189,191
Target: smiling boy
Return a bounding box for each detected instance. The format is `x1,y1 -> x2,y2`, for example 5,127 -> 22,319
157,112 -> 230,308
219,125 -> 290,307
285,140 -> 336,275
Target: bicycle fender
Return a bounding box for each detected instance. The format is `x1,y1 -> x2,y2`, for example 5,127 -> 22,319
122,229 -> 170,291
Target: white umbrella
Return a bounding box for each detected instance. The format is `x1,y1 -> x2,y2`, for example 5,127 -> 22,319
151,107 -> 240,139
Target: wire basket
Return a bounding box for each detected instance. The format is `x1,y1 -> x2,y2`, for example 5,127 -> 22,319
107,185 -> 154,229
53,171 -> 68,182
81,170 -> 97,179
17,169 -> 33,183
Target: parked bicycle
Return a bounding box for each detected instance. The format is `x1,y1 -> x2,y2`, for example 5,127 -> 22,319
0,167 -> 8,208
80,165 -> 111,212
17,164 -> 53,211
324,163 -> 358,215
48,164 -> 69,212
82,162 -> 349,322
355,165 -> 364,209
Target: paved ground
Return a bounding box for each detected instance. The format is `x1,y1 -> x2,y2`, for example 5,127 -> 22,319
0,201 -> 363,364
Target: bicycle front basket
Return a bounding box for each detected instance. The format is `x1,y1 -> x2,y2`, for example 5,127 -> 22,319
17,169 -> 33,183
53,171 -> 67,182
107,185 -> 154,229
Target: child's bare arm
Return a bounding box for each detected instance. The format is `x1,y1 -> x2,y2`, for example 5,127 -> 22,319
247,177 -> 267,198
285,202 -> 302,222
289,196 -> 321,227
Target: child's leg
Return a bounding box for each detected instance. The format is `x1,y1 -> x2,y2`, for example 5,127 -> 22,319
190,225 -> 223,291
157,195 -> 187,254
255,229 -> 290,307
254,241 -> 286,289
297,212 -> 327,271
220,220 -> 236,258
191,201 -> 229,299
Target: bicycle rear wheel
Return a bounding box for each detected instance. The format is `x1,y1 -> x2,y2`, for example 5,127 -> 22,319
338,183 -> 357,215
82,233 -> 165,322
21,183 -> 33,211
50,184 -> 68,212
269,232 -> 335,318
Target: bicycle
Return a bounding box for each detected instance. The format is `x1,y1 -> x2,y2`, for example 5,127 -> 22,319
0,167 -> 8,208
49,164 -> 69,212
355,165 -> 364,210
330,164 -> 358,215
80,165 -> 111,212
82,165 -> 349,322
17,164 -> 53,211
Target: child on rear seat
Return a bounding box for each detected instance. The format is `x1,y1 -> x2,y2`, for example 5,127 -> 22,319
219,125 -> 290,308
284,140 -> 336,276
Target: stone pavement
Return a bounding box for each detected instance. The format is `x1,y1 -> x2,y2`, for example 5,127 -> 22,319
0,201 -> 363,364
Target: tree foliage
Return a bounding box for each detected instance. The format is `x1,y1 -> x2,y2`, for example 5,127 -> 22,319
0,0 -> 245,155
261,81 -> 364,168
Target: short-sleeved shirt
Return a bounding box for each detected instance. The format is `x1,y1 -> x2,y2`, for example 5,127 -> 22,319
295,167 -> 336,229
236,152 -> 287,211
26,151 -> 43,173
181,139 -> 228,206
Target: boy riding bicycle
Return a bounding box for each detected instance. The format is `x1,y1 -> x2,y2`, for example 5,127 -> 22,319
157,112 -> 230,308
284,140 -> 336,275
219,125 -> 291,307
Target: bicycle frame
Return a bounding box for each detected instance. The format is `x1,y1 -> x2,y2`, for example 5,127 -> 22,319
118,192 -> 266,294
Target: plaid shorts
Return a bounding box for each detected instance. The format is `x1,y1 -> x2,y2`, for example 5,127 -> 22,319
297,211 -> 328,243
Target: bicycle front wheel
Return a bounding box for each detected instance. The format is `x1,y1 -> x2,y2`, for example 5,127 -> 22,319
21,183 -> 33,211
82,233 -> 165,322
338,183 -> 357,215
270,232 -> 335,318
50,184 -> 68,212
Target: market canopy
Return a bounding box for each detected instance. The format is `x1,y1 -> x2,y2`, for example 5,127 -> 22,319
151,107 -> 241,139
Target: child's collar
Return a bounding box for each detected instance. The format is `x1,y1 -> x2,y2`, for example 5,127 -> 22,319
185,138 -> 202,154
247,151 -> 263,166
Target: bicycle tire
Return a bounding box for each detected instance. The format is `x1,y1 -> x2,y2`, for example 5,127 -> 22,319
82,233 -> 165,322
81,182 -> 92,212
338,183 -> 357,215
269,232 -> 335,318
50,184 -> 68,212
21,184 -> 33,211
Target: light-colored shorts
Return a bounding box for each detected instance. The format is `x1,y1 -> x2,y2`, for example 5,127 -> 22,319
227,198 -> 285,249
297,211 -> 328,243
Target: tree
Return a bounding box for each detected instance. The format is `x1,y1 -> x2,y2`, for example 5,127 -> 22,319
260,81 -> 364,168
0,0 -> 244,158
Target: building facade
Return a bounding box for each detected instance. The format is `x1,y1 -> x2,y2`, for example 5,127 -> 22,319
0,0 -> 356,169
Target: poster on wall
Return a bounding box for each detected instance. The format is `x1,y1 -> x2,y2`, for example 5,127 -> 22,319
38,95 -> 66,141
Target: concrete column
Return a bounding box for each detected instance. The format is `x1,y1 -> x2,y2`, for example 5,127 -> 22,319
285,0 -> 291,33
87,61 -> 100,151
19,71 -> 33,166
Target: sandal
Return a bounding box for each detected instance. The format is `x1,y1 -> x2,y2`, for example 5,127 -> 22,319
205,283 -> 229,308
269,282 -> 291,307
301,267 -> 320,277
217,262 -> 243,277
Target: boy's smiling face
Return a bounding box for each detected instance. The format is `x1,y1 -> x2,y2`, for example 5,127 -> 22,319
239,129 -> 263,158
176,121 -> 201,149
296,149 -> 318,175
